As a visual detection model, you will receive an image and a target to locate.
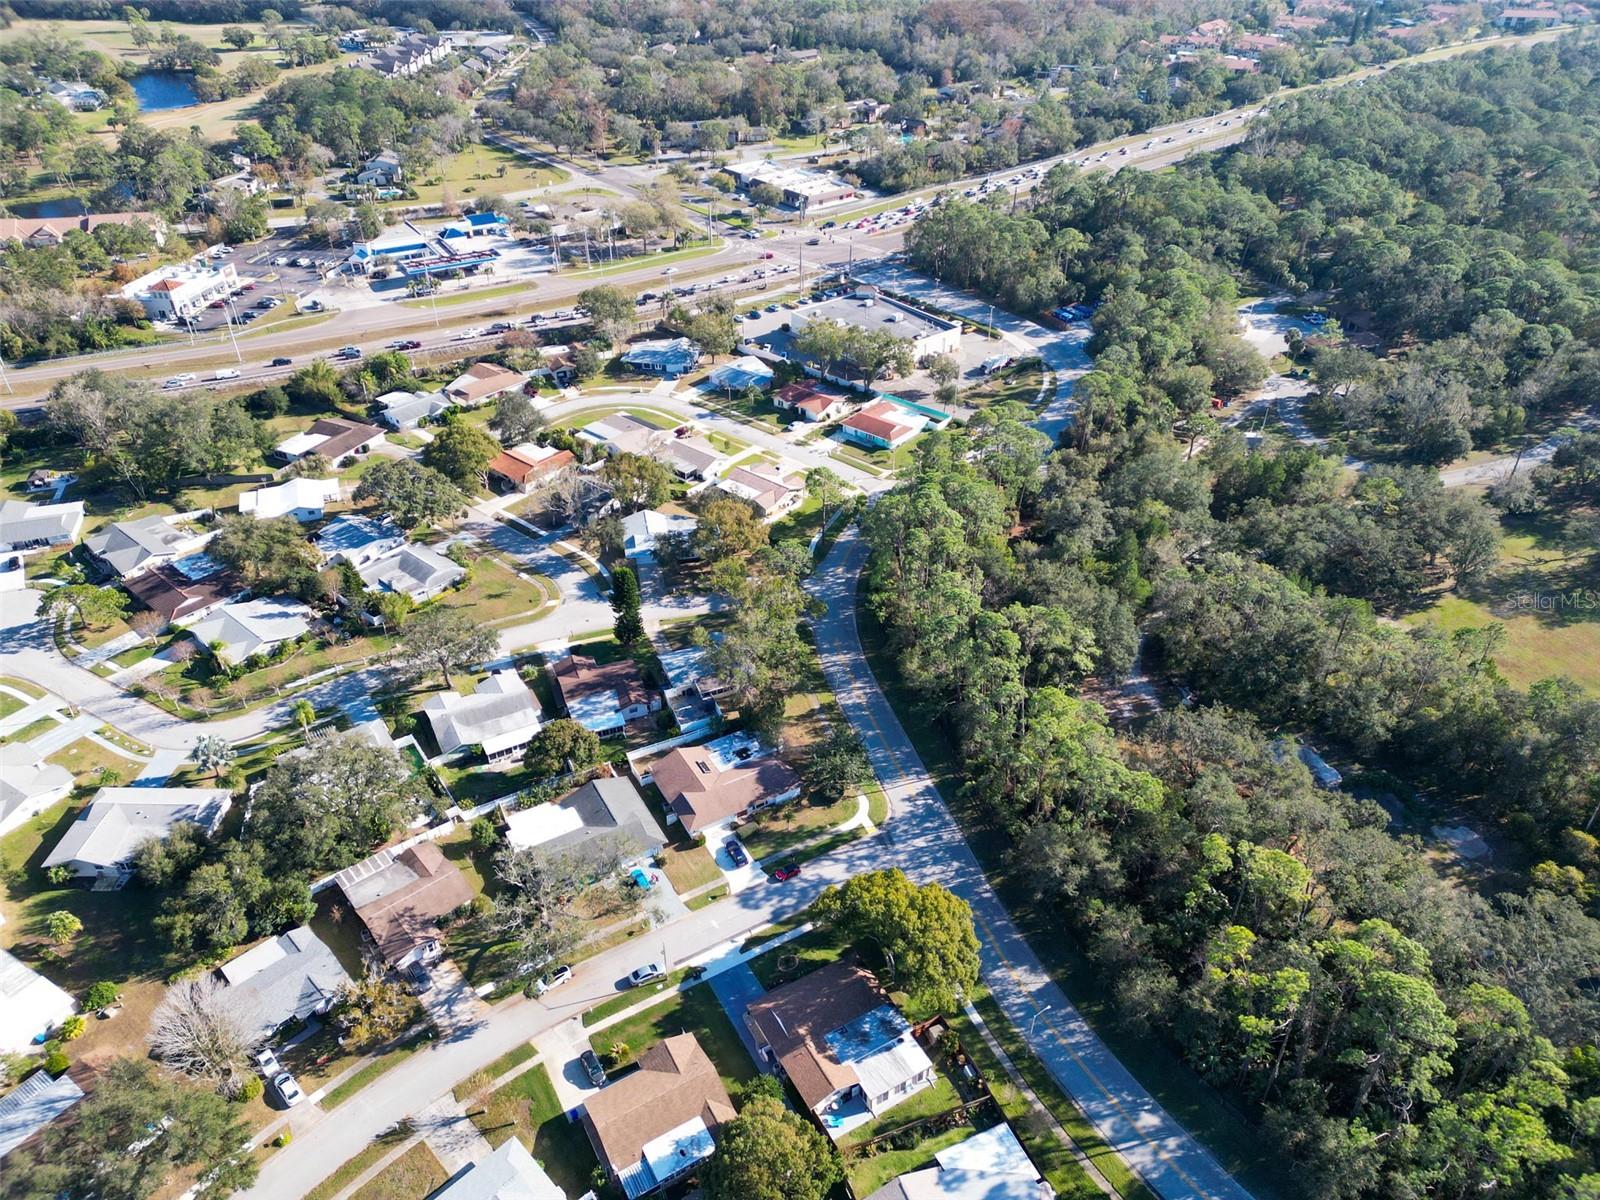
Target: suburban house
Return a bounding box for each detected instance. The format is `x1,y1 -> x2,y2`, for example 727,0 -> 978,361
184,596 -> 314,664
120,262 -> 239,322
430,1138 -> 565,1200
621,506 -> 698,560
716,464 -> 804,518
0,500 -> 84,555
706,356 -> 774,392
580,413 -> 673,459
123,558 -> 242,627
620,337 -> 702,378
83,513 -> 211,580
375,389 -> 454,430
444,362 -> 526,405
355,149 -> 404,186
357,542 -> 466,602
239,478 -> 342,522
41,786 -> 233,887
658,431 -> 729,481
485,444 -> 576,494
0,1067 -> 84,1160
839,400 -> 924,450
865,1124 -> 1050,1200
335,842 -> 475,969
422,670 -> 543,762
315,515 -> 406,568
271,417 -> 386,466
744,962 -> 936,1139
580,1033 -> 737,1199
0,950 -> 75,1054
655,644 -> 729,736
548,654 -> 662,734
650,731 -> 802,835
217,925 -> 350,1043
773,380 -> 848,422
0,211 -> 163,247
503,775 -> 668,869
0,761 -> 73,838
45,78 -> 107,109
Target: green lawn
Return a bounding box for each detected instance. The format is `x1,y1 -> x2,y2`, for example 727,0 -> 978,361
404,142 -> 566,208
685,884 -> 730,911
736,795 -> 856,861
658,843 -> 720,893
587,982 -> 757,1092
349,1141 -> 448,1200
435,556 -> 557,627
453,1043 -> 537,1102
320,1034 -> 429,1109
848,1126 -> 974,1196
0,716 -> 59,746
839,1075 -> 964,1150
964,359 -> 1047,410
469,1063 -> 597,1198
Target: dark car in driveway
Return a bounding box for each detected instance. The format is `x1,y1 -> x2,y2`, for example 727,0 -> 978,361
723,837 -> 748,868
579,1049 -> 607,1086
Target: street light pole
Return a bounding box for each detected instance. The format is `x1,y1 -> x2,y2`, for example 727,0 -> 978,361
1029,1004 -> 1053,1036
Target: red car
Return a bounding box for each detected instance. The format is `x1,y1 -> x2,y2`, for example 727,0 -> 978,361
772,862 -> 801,882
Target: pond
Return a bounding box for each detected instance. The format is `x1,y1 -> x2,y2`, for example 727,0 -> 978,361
4,196 -> 89,218
131,70 -> 199,111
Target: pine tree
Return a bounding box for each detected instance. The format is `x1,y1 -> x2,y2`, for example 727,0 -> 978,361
611,565 -> 645,645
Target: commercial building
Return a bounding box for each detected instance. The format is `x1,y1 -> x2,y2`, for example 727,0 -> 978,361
744,962 -> 936,1140
217,925 -> 350,1043
422,670 -> 543,761
725,161 -> 858,210
42,786 -> 233,887
652,731 -> 801,835
0,950 -> 75,1054
580,1034 -> 736,1199
120,261 -> 240,322
788,288 -> 962,361
336,842 -> 475,968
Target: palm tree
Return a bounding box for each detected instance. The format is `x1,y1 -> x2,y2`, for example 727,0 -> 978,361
192,735 -> 235,782
291,698 -> 316,733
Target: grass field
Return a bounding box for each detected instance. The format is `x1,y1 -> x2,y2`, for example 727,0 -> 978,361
1403,514 -> 1600,692
469,1063 -> 597,1197
348,1141 -> 447,1200
404,143 -> 566,208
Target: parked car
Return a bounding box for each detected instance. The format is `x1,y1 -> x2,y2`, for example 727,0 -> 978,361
579,1049 -> 607,1086
535,964 -> 573,996
272,1071 -> 304,1107
772,861 -> 802,882
723,838 -> 748,867
255,1048 -> 282,1076
627,962 -> 666,987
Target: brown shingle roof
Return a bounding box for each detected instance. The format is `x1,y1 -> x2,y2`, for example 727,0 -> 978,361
653,747 -> 801,834
306,417 -> 384,461
745,962 -> 887,1110
581,1034 -> 736,1178
774,381 -> 842,416
485,445 -> 575,486
549,654 -> 653,712
124,562 -> 241,622
343,843 -> 475,965
447,362 -> 524,403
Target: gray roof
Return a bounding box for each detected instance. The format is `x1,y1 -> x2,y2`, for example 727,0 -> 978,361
315,514 -> 404,559
83,515 -> 200,577
0,762 -> 73,827
217,926 -> 350,1042
511,777 -> 667,866
42,787 -> 232,873
0,499 -> 82,548
433,1138 -> 566,1200
377,392 -> 452,429
357,543 -> 466,599
0,1069 -> 83,1159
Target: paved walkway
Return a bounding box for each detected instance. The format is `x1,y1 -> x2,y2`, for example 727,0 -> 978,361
807,525 -> 1253,1200
133,747 -> 188,785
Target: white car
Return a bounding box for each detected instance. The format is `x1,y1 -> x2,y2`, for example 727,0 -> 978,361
627,962 -> 666,987
272,1071 -> 304,1107
255,1048 -> 282,1077
535,965 -> 573,995
213,368 -> 240,380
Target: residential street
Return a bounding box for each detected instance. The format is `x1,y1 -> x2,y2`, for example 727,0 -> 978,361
807,526 -> 1254,1200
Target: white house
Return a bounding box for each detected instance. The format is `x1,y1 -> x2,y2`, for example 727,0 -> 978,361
238,478 -> 342,522
0,950 -> 75,1054
375,389 -> 453,430
839,400 -> 924,450
621,507 -> 698,559
356,149 -> 404,186
357,543 -> 466,602
430,1138 -> 565,1200
217,926 -> 350,1043
0,500 -> 84,555
865,1124 -> 1051,1200
422,670 -> 543,761
41,787 -> 232,887
185,596 -> 313,664
716,463 -> 804,518
0,761 -> 74,839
